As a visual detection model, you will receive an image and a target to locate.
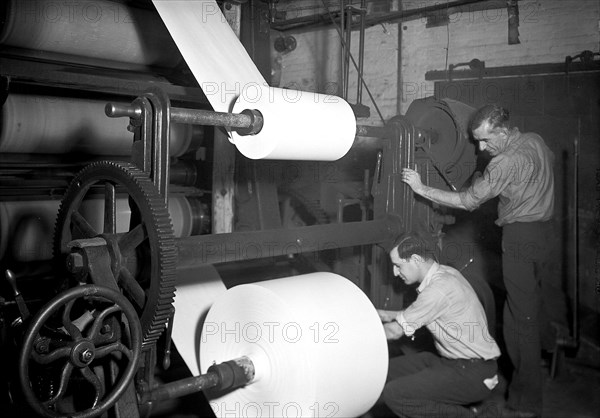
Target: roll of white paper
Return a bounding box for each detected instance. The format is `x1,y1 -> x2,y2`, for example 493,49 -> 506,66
231,86 -> 357,161
0,197 -> 197,262
172,265 -> 228,377
152,0 -> 357,161
0,0 -> 181,69
0,94 -> 195,157
199,273 -> 388,418
0,200 -> 60,262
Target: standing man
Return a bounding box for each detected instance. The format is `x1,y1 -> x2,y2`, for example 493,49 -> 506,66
378,232 -> 500,418
401,104 -> 554,417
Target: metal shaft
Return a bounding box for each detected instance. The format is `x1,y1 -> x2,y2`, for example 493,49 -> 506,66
109,101 -> 394,140
170,107 -> 252,129
176,218 -> 401,269
140,356 -> 254,403
356,125 -> 390,138
139,371 -> 220,403
106,102 -> 262,134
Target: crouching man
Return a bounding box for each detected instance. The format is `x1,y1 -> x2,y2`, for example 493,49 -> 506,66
378,232 -> 500,418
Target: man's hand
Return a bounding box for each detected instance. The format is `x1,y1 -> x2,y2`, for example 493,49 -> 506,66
377,309 -> 399,323
402,167 -> 467,210
383,321 -> 405,340
401,168 -> 424,194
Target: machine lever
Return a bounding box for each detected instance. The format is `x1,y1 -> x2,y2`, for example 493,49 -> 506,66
418,145 -> 458,192
105,103 -> 143,119
459,257 -> 474,272
5,269 -> 30,321
162,306 -> 175,370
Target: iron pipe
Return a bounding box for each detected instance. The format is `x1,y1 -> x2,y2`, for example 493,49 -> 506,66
170,107 -> 254,129
140,372 -> 220,403
140,356 -> 254,403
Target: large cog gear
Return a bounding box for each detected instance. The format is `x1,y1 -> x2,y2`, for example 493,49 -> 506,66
53,161 -> 176,347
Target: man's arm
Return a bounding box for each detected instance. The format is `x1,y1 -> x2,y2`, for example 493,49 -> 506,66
402,168 -> 468,210
383,321 -> 405,340
377,309 -> 400,323
377,310 -> 406,340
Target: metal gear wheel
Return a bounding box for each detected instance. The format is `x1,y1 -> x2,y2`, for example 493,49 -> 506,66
53,161 -> 176,347
19,285 -> 142,418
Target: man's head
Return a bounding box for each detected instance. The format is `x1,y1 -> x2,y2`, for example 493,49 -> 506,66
469,104 -> 511,156
389,232 -> 436,285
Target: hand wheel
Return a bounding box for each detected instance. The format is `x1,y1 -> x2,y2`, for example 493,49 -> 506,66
18,285 -> 142,418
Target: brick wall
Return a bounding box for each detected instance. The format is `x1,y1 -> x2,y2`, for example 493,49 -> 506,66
276,0 -> 599,116
400,0 -> 600,113
274,1 -> 401,124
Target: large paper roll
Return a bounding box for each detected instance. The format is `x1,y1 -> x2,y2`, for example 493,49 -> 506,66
172,265 -> 228,377
0,0 -> 181,69
152,0 -> 357,161
198,273 -> 388,418
0,200 -> 60,262
0,197 -> 198,262
231,86 -> 356,161
0,94 -> 197,157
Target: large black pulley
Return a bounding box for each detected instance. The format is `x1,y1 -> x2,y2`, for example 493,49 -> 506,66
18,285 -> 142,418
404,97 -> 477,190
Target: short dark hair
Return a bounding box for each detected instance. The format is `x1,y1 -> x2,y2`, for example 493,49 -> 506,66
469,104 -> 510,133
391,231 -> 436,260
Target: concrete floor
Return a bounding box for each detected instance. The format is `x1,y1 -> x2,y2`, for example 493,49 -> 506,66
475,360 -> 600,418
542,364 -> 600,418
360,355 -> 600,418
150,337 -> 600,418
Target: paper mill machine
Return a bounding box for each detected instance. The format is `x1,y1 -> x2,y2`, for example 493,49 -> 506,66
0,1 -> 478,417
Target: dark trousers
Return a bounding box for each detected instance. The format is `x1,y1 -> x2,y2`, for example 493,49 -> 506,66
502,221 -> 551,414
382,352 -> 497,418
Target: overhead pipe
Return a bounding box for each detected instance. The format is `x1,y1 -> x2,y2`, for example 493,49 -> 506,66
271,0 -> 489,32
